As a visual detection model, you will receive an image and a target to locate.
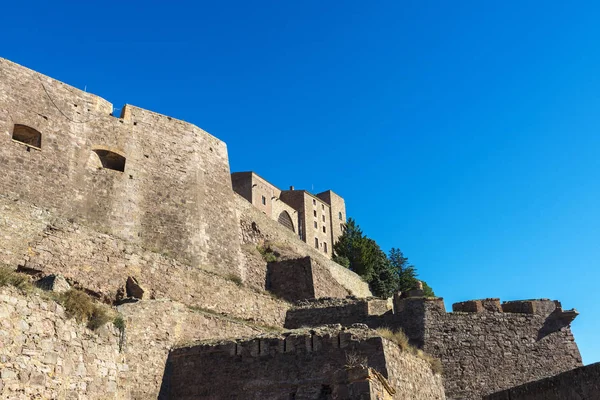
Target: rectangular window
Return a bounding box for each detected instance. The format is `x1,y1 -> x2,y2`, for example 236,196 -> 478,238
313,199 -> 316,206
322,215 -> 325,222
339,212 -> 343,220
315,237 -> 319,248
262,196 -> 266,205
314,221 -> 317,229
322,226 -> 326,233
324,242 -> 328,253
314,210 -> 317,217
322,204 -> 324,210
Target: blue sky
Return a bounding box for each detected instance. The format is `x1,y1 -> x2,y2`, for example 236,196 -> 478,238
2,1 -> 599,363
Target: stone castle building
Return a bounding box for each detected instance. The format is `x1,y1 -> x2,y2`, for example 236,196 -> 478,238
0,57 -> 593,400
231,172 -> 346,258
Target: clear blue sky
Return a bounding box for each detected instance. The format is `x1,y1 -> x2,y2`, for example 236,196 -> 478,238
2,1 -> 599,364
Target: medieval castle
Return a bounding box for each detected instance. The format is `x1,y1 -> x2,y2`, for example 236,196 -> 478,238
0,57 -> 597,399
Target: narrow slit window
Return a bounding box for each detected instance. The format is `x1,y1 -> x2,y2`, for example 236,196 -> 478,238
93,149 -> 126,172
315,237 -> 319,248
12,124 -> 42,148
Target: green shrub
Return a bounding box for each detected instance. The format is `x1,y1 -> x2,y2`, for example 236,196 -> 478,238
113,315 -> 126,331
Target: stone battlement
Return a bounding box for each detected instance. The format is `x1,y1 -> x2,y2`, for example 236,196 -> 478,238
170,326 -> 379,360
161,326 -> 446,399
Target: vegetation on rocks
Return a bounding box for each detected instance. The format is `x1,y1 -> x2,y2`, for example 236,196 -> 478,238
333,218 -> 435,298
0,266 -> 33,292
377,327 -> 443,375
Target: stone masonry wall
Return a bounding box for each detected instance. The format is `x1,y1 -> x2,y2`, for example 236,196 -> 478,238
266,257 -> 350,302
0,285 -> 271,400
393,297 -> 583,399
285,297 -> 391,329
117,298 -> 266,399
0,194 -> 290,327
0,286 -> 127,400
159,327 -> 445,400
236,194 -> 371,298
0,57 -> 242,278
484,362 -> 600,400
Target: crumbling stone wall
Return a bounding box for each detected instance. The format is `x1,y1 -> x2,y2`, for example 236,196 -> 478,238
236,194 -> 371,297
0,287 -> 128,399
393,297 -> 583,399
0,57 -> 241,278
159,327 -> 445,400
484,362 -> 600,400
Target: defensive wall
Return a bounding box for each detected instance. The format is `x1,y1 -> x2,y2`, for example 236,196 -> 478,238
285,295 -> 582,399
266,257 -> 350,302
484,362 -> 600,400
0,57 -> 241,278
159,326 -> 445,400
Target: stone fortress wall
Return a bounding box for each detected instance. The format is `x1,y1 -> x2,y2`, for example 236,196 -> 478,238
0,57 -> 242,278
286,295 -> 583,399
0,57 -> 587,400
483,362 -> 600,400
159,326 -> 446,400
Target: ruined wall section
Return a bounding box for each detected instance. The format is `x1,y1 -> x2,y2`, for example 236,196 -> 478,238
484,362 -> 600,400
0,57 -> 241,278
0,287 -> 128,400
393,297 -> 583,399
236,194 -> 372,298
159,327 -> 445,400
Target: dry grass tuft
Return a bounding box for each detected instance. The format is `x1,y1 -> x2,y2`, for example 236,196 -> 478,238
377,327 -> 443,375
60,289 -> 111,331
0,266 -> 34,292
224,273 -> 243,287
376,327 -> 410,351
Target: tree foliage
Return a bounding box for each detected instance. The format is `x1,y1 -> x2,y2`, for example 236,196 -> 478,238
333,218 -> 435,298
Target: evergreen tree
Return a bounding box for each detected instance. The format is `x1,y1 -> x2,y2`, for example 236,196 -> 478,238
333,217 -> 436,298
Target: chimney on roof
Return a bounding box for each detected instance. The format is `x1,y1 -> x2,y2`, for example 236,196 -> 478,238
290,186 -> 294,190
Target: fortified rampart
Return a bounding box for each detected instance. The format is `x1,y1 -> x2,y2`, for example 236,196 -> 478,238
0,57 -> 241,278
159,326 -> 445,400
0,57 -> 587,400
286,295 -> 582,399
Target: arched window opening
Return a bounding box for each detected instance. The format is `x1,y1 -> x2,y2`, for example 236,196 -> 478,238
12,125 -> 42,148
277,211 -> 295,233
93,149 -> 126,172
